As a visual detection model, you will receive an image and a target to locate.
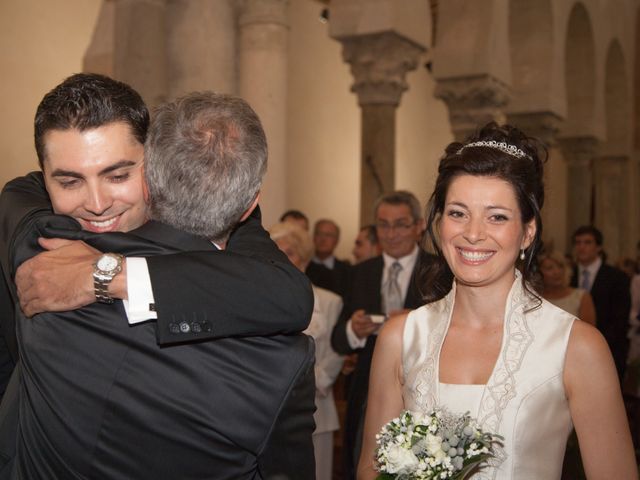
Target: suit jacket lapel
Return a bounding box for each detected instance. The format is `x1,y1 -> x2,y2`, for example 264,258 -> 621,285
371,256 -> 384,313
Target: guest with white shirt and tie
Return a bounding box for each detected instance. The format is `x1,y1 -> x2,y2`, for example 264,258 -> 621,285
570,225 -> 631,381
330,190 -> 435,480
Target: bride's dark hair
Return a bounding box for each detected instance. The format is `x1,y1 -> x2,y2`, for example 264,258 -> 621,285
419,122 -> 547,306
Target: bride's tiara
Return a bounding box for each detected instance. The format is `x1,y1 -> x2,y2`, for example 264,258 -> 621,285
457,140 -> 528,159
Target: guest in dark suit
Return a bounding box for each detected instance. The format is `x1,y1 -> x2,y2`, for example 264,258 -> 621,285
280,209 -> 309,231
0,78 -> 315,478
351,224 -> 381,264
570,225 -> 631,381
331,191 -> 431,480
306,219 -> 351,298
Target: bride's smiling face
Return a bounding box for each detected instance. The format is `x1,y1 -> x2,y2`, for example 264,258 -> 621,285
438,174 -> 535,290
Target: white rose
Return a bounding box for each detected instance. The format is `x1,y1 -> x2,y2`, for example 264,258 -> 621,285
426,433 -> 443,456
384,445 -> 420,474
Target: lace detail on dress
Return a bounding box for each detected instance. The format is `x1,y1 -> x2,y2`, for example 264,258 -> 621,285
411,289 -> 455,413
474,281 -> 536,479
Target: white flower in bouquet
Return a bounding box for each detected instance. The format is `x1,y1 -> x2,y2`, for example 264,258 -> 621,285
385,444 -> 420,474
374,409 -> 502,480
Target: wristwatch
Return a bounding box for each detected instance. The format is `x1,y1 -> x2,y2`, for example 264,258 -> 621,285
93,253 -> 124,304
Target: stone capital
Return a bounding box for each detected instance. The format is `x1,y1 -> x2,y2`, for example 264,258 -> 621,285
238,0 -> 288,28
558,136 -> 599,167
434,75 -> 511,141
506,111 -> 563,148
339,32 -> 425,107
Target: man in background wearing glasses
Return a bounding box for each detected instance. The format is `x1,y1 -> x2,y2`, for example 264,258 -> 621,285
331,190 -> 432,480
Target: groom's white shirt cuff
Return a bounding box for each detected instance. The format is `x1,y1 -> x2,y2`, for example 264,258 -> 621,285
122,257 -> 157,324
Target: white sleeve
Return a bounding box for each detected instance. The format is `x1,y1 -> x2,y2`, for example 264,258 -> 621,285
346,319 -> 367,349
122,257 -> 157,324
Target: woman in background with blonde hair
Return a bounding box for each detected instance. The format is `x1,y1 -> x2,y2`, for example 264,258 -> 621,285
269,222 -> 345,480
538,252 -> 596,325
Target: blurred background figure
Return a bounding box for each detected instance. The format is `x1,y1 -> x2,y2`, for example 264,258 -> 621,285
306,219 -> 351,298
571,225 -> 631,382
270,222 -> 344,480
618,258 -> 639,280
351,225 -> 381,264
279,209 -> 309,231
538,252 -> 596,325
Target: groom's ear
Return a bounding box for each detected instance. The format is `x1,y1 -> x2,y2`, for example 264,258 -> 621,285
239,191 -> 260,222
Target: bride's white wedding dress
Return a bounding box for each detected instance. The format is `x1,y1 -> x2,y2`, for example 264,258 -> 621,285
402,274 -> 575,479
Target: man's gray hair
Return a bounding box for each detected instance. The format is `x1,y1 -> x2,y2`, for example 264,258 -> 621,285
373,190 -> 422,222
145,92 -> 267,243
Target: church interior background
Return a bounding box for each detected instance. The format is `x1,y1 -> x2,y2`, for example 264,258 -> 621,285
1,0 -> 639,264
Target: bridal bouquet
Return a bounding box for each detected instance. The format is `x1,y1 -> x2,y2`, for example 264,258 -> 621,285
375,409 -> 502,480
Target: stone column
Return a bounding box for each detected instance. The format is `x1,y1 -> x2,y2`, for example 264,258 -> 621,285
238,0 -> 289,226
434,75 -> 511,142
166,0 -> 237,98
593,155 -> 627,261
558,136 -> 598,245
507,112 -> 564,250
84,0 -> 168,108
339,32 -> 424,225
506,112 -> 563,148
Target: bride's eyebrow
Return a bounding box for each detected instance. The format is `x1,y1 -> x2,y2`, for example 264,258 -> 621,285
486,205 -> 513,211
445,201 -> 468,209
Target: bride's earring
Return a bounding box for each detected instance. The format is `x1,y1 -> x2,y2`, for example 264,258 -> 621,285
520,248 -> 525,261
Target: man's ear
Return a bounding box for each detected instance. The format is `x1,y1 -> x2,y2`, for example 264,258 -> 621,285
522,219 -> 537,250
239,191 -> 260,222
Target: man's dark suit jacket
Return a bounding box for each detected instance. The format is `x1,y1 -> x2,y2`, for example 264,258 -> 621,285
11,216 -> 316,479
0,172 -> 313,395
306,258 -> 351,298
331,252 -> 429,480
571,263 -> 631,379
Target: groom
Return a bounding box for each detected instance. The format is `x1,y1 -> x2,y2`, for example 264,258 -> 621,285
1,80 -> 315,478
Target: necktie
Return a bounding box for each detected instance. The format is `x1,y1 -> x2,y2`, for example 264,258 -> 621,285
383,261 -> 403,315
581,269 -> 590,291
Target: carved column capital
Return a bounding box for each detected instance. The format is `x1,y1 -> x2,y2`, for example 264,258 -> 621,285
238,0 -> 288,27
558,136 -> 599,167
506,111 -> 563,147
434,75 -> 511,141
339,32 -> 425,107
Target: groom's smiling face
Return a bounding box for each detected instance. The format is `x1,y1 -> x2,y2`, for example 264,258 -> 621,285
42,121 -> 148,234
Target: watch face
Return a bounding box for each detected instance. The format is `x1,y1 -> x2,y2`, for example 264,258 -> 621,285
97,255 -> 118,271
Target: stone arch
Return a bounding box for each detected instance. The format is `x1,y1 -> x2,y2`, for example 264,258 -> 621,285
507,0 -> 554,114
563,2 -> 596,136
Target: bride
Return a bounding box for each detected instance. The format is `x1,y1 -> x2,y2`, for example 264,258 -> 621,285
357,123 -> 636,479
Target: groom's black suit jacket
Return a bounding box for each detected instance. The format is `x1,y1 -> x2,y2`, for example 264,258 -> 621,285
12,216 -> 316,479
0,173 -> 313,397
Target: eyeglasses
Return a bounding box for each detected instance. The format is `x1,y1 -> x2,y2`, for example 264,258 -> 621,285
376,221 -> 416,233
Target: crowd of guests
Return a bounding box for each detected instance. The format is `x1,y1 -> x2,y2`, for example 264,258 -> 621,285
0,70 -> 638,479
274,184 -> 640,480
